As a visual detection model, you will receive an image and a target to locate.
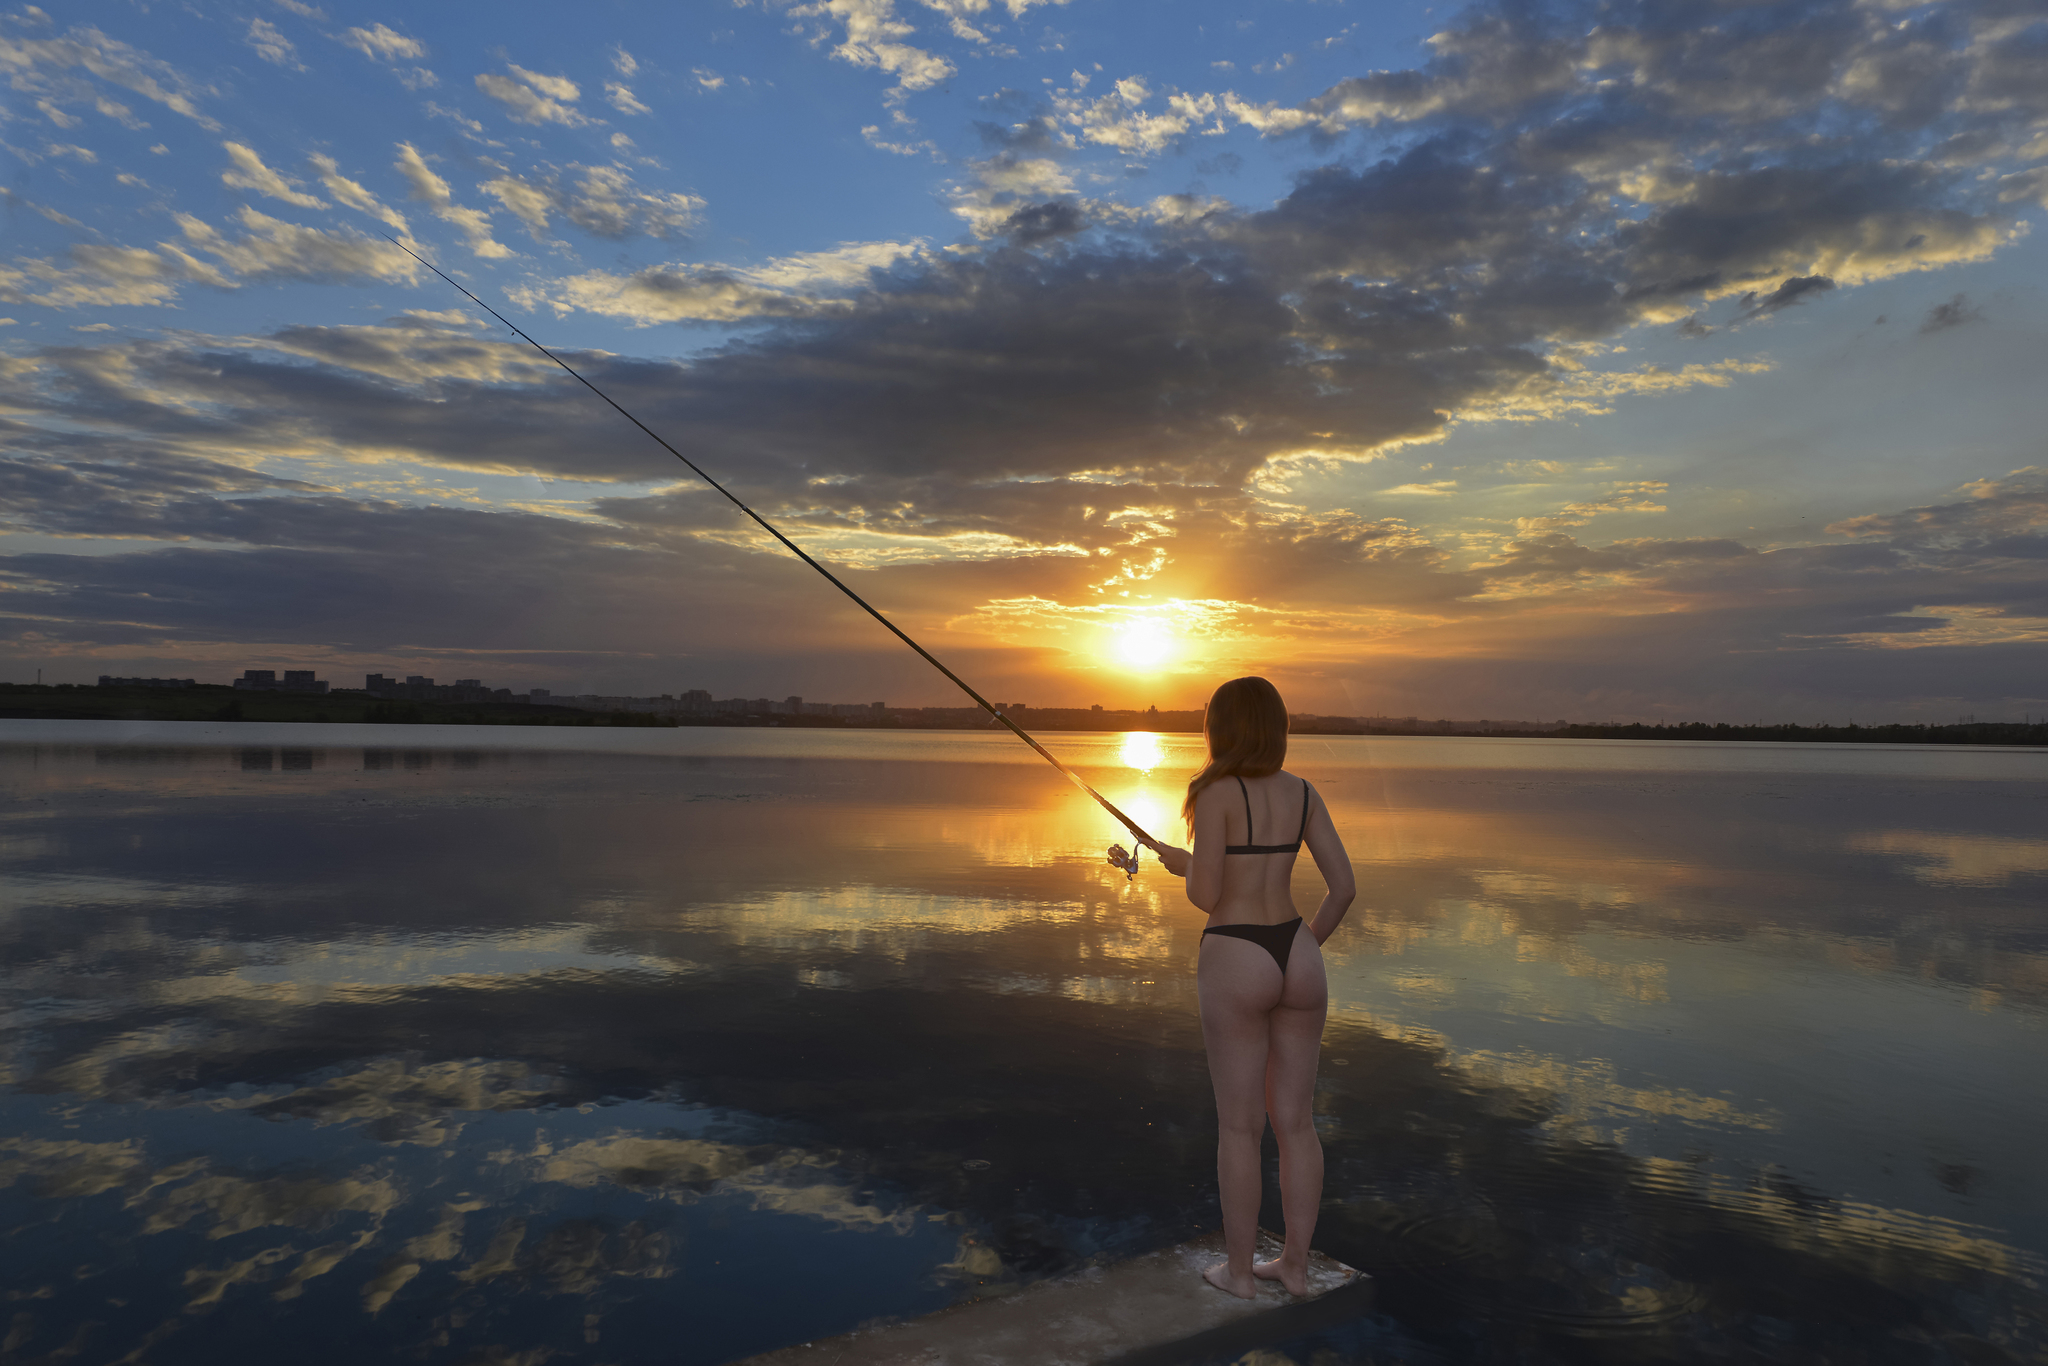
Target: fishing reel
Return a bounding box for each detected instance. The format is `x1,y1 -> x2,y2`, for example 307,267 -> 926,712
1106,843 -> 1141,880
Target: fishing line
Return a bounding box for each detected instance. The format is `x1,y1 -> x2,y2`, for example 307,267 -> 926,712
387,235 -> 1158,866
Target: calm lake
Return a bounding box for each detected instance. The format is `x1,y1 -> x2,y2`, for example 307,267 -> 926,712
1,721 -> 2043,1365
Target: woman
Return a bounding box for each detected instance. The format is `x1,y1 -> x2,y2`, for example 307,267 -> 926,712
1130,676 -> 1355,1299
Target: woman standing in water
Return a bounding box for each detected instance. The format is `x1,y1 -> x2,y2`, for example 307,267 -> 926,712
1131,676 -> 1355,1299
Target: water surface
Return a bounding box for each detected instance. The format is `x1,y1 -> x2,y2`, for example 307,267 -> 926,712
1,723 -> 2042,1364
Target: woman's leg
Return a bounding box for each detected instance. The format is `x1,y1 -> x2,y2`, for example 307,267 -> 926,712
1197,934 -> 1285,1299
1254,927 -> 1329,1295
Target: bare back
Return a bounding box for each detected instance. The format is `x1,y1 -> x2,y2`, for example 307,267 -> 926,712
1186,769 -> 1348,927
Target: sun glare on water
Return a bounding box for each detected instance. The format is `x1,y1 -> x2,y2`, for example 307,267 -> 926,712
1120,731 -> 1164,771
1113,618 -> 1177,671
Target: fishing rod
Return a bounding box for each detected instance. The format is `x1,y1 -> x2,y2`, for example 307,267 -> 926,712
386,235 -> 1158,871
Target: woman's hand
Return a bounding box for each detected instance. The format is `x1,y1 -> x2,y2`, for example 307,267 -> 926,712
1144,838 -> 1191,878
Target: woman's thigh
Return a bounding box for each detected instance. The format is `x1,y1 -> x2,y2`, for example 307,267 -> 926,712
1198,935 -> 1284,1123
1265,930 -> 1328,1127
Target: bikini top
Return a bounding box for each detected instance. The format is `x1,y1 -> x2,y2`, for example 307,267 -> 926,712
1225,776 -> 1311,855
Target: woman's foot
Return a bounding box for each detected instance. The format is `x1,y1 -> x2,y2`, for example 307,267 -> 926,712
1253,1257 -> 1310,1297
1203,1261 -> 1258,1299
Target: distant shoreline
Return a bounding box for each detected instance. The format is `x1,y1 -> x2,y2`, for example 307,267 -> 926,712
2,684 -> 2041,747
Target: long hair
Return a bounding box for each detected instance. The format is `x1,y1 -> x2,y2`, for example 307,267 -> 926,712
1183,676 -> 1289,828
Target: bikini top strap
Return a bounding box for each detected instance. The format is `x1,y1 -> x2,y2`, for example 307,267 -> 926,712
1296,778 -> 1311,843
1235,776 -> 1254,842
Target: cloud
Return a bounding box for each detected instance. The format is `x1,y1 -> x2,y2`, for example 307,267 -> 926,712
605,82 -> 650,115
244,18 -> 301,69
1615,164 -> 2013,307
1826,467 -> 2048,548
948,133 -> 1079,236
0,186 -> 86,229
3,0 -> 2044,716
1514,481 -> 1671,534
477,176 -> 553,235
337,23 -> 424,62
0,23 -> 218,130
422,102 -> 490,140
1053,79 -> 1221,155
1736,274 -> 1837,319
509,63 -> 577,101
863,125 -> 938,157
308,153 -> 408,233
220,142 -> 324,209
1000,200 -> 1085,244
392,144 -> 453,204
171,208 -> 422,285
1919,292 -> 1984,334
791,0 -> 955,102
481,165 -> 702,242
475,66 -> 594,126
0,449 -> 323,542
333,23 -> 432,88
2,308 -> 2044,715
524,239 -> 923,324
0,244 -> 196,308
1222,0 -> 2047,152
393,143 -> 511,259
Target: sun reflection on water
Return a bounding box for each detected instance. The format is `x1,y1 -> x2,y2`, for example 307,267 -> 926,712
1119,732 -> 1164,772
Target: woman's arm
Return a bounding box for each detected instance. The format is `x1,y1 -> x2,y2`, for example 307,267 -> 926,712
1182,786 -> 1228,913
1301,785 -> 1355,944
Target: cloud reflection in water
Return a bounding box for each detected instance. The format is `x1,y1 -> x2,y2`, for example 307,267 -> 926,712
0,731 -> 2042,1363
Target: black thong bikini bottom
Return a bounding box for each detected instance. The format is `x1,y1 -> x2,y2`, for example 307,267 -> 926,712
1201,916 -> 1304,973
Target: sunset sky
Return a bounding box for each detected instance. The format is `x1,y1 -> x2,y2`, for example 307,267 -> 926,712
2,0 -> 2044,720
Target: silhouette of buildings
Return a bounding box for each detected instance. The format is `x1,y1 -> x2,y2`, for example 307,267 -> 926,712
234,669 -> 328,693
362,674 -> 515,703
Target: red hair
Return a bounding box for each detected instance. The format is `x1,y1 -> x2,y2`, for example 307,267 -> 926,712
1182,676 -> 1288,828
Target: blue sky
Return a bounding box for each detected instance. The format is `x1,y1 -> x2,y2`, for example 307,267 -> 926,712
2,0 -> 2045,720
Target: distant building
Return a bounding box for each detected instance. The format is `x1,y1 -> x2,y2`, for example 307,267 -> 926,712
361,672 -> 522,704
234,669 -> 328,693
530,688 -> 551,702
97,676 -> 195,689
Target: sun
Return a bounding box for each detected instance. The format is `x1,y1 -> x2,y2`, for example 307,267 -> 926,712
1112,618 -> 1178,671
